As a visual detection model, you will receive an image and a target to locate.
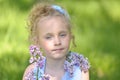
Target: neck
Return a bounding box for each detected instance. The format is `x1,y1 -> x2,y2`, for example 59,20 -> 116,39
44,57 -> 66,79
45,57 -> 66,71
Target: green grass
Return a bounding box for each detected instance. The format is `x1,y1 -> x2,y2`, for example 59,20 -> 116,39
0,0 -> 120,80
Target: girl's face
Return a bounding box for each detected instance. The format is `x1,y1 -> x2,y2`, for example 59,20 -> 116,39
37,16 -> 71,60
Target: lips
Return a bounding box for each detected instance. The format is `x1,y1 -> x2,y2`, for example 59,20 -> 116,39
52,48 -> 64,52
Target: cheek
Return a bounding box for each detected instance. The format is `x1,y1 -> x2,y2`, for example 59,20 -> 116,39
39,40 -> 53,50
63,36 -> 71,46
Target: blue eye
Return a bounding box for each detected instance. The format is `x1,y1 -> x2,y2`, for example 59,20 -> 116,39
45,36 -> 52,40
60,33 -> 66,37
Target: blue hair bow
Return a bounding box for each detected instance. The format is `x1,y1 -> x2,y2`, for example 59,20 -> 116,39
52,5 -> 65,14
52,5 -> 70,19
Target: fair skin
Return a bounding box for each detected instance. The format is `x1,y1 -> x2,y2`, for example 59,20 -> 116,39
23,16 -> 89,80
37,16 -> 71,80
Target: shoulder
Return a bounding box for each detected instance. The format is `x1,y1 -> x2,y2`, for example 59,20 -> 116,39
22,63 -> 36,80
81,71 -> 89,80
72,66 -> 89,80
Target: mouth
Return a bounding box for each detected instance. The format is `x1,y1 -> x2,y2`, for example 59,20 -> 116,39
52,48 -> 64,52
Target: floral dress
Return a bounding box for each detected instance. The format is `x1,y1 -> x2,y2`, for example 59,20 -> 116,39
25,45 -> 90,80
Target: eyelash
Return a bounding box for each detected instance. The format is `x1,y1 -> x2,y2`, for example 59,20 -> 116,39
60,34 -> 66,37
45,36 -> 52,39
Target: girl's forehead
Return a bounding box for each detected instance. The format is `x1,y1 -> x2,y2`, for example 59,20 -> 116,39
37,16 -> 69,33
38,16 -> 67,25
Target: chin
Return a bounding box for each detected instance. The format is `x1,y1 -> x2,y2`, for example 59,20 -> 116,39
52,54 -> 67,60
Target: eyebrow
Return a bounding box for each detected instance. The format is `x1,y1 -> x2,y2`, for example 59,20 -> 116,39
60,31 -> 68,33
44,33 -> 53,37
45,31 -> 68,35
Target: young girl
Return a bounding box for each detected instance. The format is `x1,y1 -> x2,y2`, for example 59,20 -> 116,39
23,3 -> 90,80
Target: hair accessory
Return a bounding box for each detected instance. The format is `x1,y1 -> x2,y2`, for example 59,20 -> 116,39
52,5 -> 70,19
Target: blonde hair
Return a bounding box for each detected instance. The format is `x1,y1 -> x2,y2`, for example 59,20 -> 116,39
27,3 -> 76,47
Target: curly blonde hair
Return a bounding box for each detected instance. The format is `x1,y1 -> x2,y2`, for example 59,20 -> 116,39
27,3 -> 76,46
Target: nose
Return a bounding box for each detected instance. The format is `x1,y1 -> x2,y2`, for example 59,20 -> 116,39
54,36 -> 61,46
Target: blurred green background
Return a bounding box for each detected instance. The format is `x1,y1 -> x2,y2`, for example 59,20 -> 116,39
0,0 -> 120,80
